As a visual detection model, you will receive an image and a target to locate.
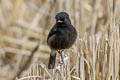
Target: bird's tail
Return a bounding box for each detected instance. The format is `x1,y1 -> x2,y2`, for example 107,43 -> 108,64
48,50 -> 56,69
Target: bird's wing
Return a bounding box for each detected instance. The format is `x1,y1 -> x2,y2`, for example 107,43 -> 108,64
47,25 -> 57,43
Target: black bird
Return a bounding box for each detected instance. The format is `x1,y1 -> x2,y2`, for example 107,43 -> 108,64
47,12 -> 77,69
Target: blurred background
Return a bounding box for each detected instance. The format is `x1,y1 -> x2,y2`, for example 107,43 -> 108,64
0,0 -> 120,80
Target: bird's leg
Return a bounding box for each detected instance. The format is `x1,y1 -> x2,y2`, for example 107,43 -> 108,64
57,50 -> 64,64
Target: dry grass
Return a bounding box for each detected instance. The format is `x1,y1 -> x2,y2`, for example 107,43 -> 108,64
0,0 -> 120,80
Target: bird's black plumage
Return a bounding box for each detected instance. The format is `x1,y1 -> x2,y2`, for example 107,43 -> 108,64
47,12 -> 77,69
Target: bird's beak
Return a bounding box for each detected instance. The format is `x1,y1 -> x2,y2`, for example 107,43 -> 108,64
57,20 -> 63,23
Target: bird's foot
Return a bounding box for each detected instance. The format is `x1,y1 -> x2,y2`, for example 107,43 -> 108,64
57,50 -> 64,66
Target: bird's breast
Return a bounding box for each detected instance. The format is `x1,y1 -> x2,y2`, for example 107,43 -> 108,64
48,26 -> 76,50
48,32 -> 72,49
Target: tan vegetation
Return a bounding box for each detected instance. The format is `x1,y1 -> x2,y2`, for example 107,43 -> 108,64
0,0 -> 120,80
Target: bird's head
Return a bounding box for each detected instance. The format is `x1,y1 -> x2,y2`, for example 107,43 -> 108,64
55,12 -> 71,25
